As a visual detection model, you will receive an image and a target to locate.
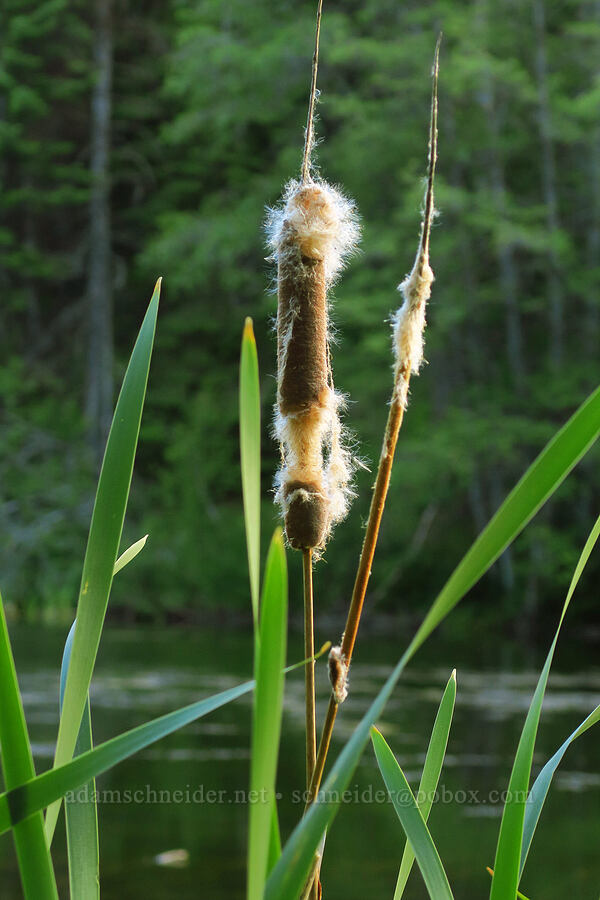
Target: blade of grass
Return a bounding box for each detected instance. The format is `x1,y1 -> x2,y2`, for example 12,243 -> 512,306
394,671 -> 456,899
519,701 -> 600,880
0,679 -> 255,834
490,512 -> 600,900
371,728 -> 454,900
265,386 -> 600,900
240,317 -> 261,629
247,529 -> 288,900
60,622 -> 99,900
46,279 -> 160,844
0,596 -> 59,899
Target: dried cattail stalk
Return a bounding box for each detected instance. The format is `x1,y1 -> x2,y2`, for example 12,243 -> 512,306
305,37 -> 442,822
267,178 -> 359,550
391,39 -> 439,409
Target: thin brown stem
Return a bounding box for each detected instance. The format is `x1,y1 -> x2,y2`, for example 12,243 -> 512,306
303,548 -> 319,900
303,548 -> 317,789
307,385 -> 408,809
301,0 -> 324,184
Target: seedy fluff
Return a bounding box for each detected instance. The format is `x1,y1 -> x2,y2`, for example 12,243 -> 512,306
391,39 -> 439,409
268,179 -> 359,551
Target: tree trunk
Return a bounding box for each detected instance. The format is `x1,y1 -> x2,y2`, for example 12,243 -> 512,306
532,0 -> 564,367
85,0 -> 114,465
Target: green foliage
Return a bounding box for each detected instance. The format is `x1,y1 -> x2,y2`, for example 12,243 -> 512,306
60,623 -> 99,900
371,727 -> 454,900
394,671 -> 456,899
45,282 -> 160,844
490,512 -> 600,899
0,598 -> 58,898
247,530 -> 287,900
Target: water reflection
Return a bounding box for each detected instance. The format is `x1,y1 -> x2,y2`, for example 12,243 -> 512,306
0,626 -> 598,899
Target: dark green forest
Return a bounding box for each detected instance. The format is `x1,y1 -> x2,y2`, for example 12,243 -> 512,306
2,0 -> 599,630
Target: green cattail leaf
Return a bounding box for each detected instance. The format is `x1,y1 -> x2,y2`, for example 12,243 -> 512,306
247,529 -> 288,900
240,317 -> 261,630
265,388 -> 600,900
371,728 -> 454,900
0,680 -> 255,834
45,279 -> 160,844
0,597 -> 59,899
394,671 -> 456,899
60,622 -> 99,900
490,512 -> 600,900
112,534 -> 148,576
519,700 -> 600,882
406,383 -> 600,658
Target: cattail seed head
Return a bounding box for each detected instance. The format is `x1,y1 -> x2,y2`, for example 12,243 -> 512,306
268,179 -> 360,551
391,38 -> 440,407
328,645 -> 348,704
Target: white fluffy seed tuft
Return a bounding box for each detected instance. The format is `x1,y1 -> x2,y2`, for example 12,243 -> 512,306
267,179 -> 360,286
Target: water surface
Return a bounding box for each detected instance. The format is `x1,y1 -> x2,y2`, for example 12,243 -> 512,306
1,625 -> 599,899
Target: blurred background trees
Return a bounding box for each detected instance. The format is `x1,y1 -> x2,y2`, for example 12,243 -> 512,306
1,0 -> 599,631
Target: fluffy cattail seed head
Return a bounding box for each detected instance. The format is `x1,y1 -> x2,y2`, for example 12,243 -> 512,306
268,178 -> 360,551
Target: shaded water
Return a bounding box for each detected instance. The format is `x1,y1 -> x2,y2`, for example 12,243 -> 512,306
1,625 -> 599,898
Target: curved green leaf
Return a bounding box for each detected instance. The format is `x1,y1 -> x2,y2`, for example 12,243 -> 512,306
371,728 -> 454,900
520,701 -> 600,880
407,383 -> 600,659
46,280 -> 161,844
394,671 -> 456,898
490,512 -> 600,900
0,679 -> 254,835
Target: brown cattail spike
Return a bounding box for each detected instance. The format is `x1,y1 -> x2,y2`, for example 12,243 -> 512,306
277,185 -> 330,416
268,178 -> 359,552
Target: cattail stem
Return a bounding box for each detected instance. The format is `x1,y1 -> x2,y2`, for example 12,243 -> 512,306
306,391 -> 408,811
302,0 -> 324,184
302,46 -> 441,900
303,548 -> 317,789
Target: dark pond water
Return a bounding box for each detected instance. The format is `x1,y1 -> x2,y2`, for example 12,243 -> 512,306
1,624 -> 599,899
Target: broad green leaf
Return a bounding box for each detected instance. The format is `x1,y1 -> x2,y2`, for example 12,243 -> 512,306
46,280 -> 160,844
240,317 -> 261,629
247,530 -> 288,900
406,383 -> 600,660
0,679 -> 254,834
520,701 -> 600,880
265,387 -> 600,900
371,728 -> 454,900
60,622 -> 99,900
113,535 -> 148,576
490,512 -> 600,900
0,597 -> 59,900
394,671 -> 456,899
